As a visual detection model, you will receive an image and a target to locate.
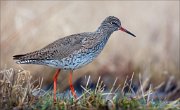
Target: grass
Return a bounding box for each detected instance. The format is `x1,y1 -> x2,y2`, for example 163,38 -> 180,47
0,67 -> 179,110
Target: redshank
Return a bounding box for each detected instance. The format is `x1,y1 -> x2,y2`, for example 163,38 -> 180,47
13,16 -> 136,102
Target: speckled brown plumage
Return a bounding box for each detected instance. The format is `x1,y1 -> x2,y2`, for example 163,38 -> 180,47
13,16 -> 136,101
13,16 -> 136,70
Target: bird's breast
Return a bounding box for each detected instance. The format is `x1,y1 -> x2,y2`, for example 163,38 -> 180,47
44,35 -> 109,70
67,38 -> 108,69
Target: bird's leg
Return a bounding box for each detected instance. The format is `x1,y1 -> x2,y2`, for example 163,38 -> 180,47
53,69 -> 61,102
69,70 -> 77,99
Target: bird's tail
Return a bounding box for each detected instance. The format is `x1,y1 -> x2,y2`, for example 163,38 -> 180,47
13,54 -> 35,64
13,54 -> 26,60
13,51 -> 41,64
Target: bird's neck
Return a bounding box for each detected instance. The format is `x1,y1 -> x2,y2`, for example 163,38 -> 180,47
94,28 -> 113,45
96,26 -> 114,38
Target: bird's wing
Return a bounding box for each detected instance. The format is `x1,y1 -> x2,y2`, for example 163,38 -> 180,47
13,33 -> 95,61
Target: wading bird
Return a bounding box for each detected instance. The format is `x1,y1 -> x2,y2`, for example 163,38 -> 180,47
13,16 -> 136,102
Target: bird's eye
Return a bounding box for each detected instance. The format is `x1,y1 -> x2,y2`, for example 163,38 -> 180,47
110,22 -> 119,27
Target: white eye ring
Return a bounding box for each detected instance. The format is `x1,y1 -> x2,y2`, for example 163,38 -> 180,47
110,22 -> 119,27
110,22 -> 116,25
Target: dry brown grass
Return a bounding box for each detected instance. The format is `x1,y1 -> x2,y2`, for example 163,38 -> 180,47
0,67 -> 44,109
0,67 -> 179,110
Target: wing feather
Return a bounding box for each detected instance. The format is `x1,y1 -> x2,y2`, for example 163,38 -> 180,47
13,33 -> 94,61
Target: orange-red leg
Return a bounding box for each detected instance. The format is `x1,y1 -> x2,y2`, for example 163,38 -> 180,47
69,70 -> 77,99
53,69 -> 61,102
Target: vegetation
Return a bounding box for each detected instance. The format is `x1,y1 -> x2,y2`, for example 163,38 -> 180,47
0,67 -> 179,110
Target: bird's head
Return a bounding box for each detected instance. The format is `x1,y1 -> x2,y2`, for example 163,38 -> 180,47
100,16 -> 136,37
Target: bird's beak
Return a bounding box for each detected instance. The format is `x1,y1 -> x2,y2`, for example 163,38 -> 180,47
119,27 -> 136,37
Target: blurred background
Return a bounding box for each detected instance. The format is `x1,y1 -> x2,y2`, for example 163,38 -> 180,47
0,1 -> 179,98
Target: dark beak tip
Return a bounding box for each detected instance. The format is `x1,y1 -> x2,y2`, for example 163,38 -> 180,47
119,27 -> 136,37
132,34 -> 136,37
